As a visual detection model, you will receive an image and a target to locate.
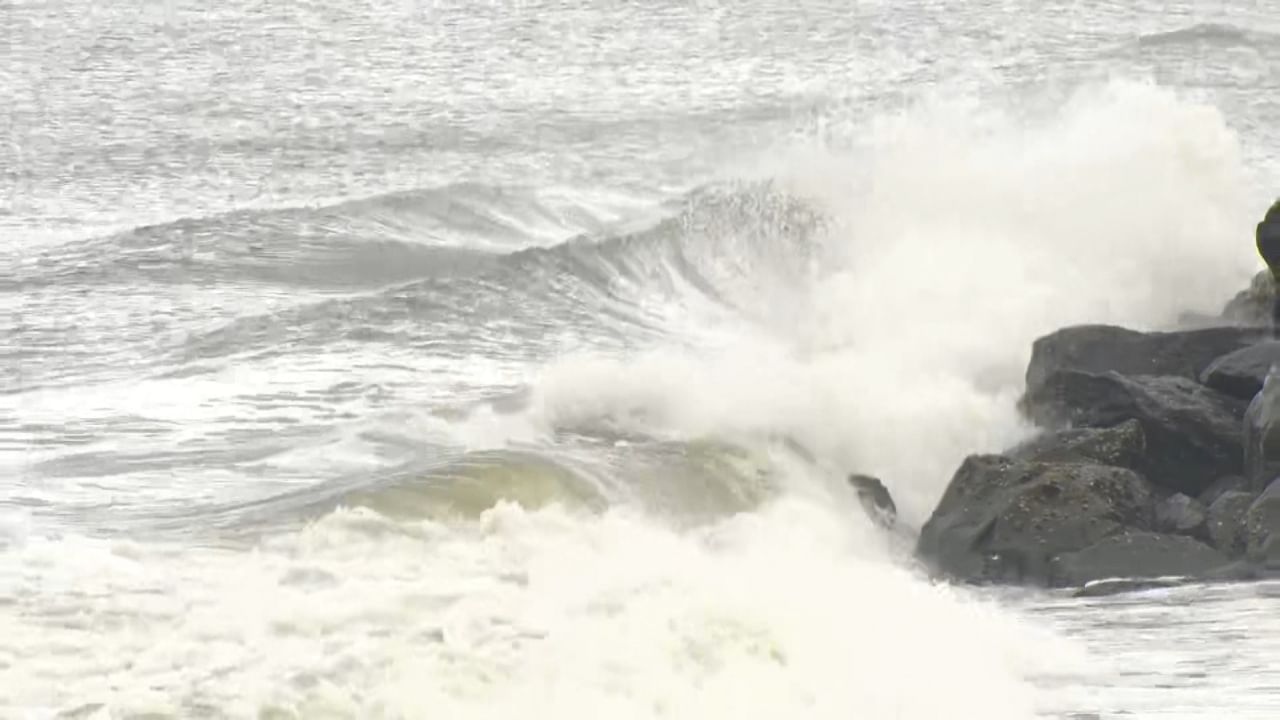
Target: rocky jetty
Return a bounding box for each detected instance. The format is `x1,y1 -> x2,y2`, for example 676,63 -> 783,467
916,272 -> 1280,591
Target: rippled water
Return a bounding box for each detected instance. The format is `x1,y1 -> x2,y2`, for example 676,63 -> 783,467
6,1 -> 1280,717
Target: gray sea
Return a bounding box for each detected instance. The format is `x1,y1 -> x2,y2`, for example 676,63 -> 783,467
5,1 -> 1280,717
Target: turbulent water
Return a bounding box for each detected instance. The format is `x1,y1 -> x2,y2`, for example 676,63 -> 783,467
5,0 -> 1280,717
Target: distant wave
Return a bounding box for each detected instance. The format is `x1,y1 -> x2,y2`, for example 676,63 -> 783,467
166,180 -> 827,367
1135,22 -> 1276,49
8,182 -> 649,291
5,179 -> 820,394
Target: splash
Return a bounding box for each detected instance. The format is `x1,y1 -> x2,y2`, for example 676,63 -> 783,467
526,79 -> 1255,524
0,500 -> 1088,719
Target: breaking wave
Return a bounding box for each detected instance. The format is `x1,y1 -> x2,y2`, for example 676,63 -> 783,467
3,78 -> 1262,718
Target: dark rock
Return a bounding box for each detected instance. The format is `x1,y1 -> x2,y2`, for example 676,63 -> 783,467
1154,493 -> 1208,540
1246,479 -> 1280,568
1072,576 -> 1194,598
917,457 -> 1154,585
1025,324 -> 1263,395
1221,270 -> 1276,326
1207,490 -> 1254,557
1256,199 -> 1280,281
1198,475 -> 1245,507
1049,531 -> 1228,587
1244,368 -> 1280,493
847,474 -> 896,528
1007,419 -> 1145,470
1202,559 -> 1280,582
1201,341 -> 1280,401
1023,371 -> 1247,496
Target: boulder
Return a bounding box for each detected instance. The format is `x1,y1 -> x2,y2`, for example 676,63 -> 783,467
917,456 -> 1154,585
1206,490 -> 1253,557
1049,531 -> 1228,587
1025,325 -> 1264,395
1153,493 -> 1208,540
1007,419 -> 1145,470
1244,366 -> 1280,493
1200,342 -> 1280,401
1256,199 -> 1280,284
1022,371 -> 1247,496
1198,475 -> 1245,507
847,474 -> 896,528
1221,270 -> 1276,326
1245,479 -> 1280,568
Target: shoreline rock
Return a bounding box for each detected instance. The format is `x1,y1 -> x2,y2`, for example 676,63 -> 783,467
1025,324 -> 1264,396
1022,371 -> 1246,496
1048,531 -> 1227,587
915,274 -> 1280,592
1006,419 -> 1146,469
1201,341 -> 1280,401
917,457 -> 1153,586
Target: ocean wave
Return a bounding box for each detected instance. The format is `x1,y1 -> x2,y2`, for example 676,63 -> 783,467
125,435 -> 794,539
159,180 -> 824,368
189,449 -> 611,533
10,80 -> 1260,531
5,181 -> 651,292
1,495 -> 1074,719
1135,22 -> 1276,49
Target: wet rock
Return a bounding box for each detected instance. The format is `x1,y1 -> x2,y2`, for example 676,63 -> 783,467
1244,366 -> 1280,493
1207,490 -> 1254,557
917,457 -> 1154,585
1049,531 -> 1227,587
1201,558 -> 1280,582
1007,419 -> 1145,470
1022,371 -> 1247,496
1025,324 -> 1263,396
1256,199 -> 1280,286
1154,493 -> 1208,540
1246,479 -> 1280,568
847,473 -> 896,528
1201,341 -> 1280,401
1198,475 -> 1245,507
1221,270 -> 1276,326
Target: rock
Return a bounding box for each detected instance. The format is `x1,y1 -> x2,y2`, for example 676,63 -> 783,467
847,474 -> 896,528
1246,479 -> 1280,568
1221,270 -> 1276,326
917,457 -> 1154,585
1025,324 -> 1264,395
1198,475 -> 1245,507
1023,371 -> 1247,496
1049,531 -> 1228,587
1256,199 -> 1280,279
1201,341 -> 1280,401
1072,576 -> 1194,598
1202,558 -> 1280,582
1007,419 -> 1145,470
1207,490 -> 1253,557
1244,366 -> 1280,493
1154,493 -> 1208,540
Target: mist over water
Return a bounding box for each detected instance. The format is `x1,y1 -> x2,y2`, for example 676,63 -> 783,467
6,1 -> 1280,717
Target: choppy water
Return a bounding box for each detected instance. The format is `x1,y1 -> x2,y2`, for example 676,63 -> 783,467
5,1 -> 1280,717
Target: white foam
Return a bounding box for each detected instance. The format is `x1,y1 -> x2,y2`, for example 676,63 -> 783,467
0,500 -> 1086,718
525,79 -> 1257,525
